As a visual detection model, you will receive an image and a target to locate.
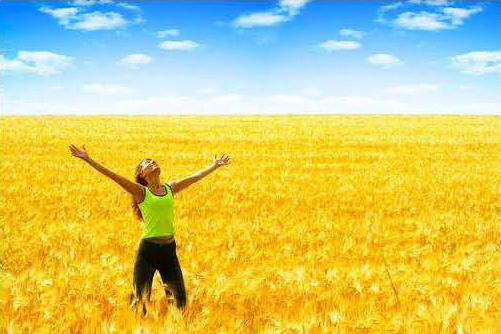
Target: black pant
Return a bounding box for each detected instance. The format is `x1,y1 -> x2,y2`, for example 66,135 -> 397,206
132,238 -> 186,310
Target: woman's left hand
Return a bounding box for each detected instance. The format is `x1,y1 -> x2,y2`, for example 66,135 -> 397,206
213,154 -> 231,168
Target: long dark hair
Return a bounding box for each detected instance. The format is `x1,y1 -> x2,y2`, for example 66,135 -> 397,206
131,158 -> 151,222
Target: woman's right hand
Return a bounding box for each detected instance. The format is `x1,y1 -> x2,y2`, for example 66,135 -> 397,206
69,144 -> 90,161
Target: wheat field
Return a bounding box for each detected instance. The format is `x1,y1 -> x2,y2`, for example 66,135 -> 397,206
0,115 -> 499,333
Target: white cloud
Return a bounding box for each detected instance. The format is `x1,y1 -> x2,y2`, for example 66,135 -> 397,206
386,83 -> 441,95
39,6 -> 128,31
367,54 -> 403,68
159,40 -> 199,50
72,0 -> 113,6
71,11 -> 127,30
319,40 -> 360,51
233,0 -> 309,28
83,83 -> 133,95
450,51 -> 501,74
377,0 -> 482,31
339,29 -> 364,39
442,6 -> 483,25
157,29 -> 180,38
278,0 -> 310,16
117,54 -> 152,69
0,51 -> 73,75
394,11 -> 449,30
376,2 -> 404,23
116,3 -> 141,11
392,5 -> 483,31
234,12 -> 289,28
39,6 -> 80,25
379,2 -> 404,12
408,0 -> 453,6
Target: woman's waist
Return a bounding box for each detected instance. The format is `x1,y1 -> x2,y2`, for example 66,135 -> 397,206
142,235 -> 175,244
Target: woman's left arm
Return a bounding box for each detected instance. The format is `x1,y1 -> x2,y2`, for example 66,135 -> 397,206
170,154 -> 231,194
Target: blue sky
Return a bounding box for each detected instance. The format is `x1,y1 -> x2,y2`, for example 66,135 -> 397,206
0,0 -> 499,115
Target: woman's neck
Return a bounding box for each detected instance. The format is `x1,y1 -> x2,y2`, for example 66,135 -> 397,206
146,179 -> 162,190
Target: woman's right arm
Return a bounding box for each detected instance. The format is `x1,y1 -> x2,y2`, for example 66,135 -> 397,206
69,144 -> 144,198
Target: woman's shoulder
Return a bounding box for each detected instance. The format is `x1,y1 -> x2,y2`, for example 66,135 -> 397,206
137,185 -> 149,205
165,181 -> 176,193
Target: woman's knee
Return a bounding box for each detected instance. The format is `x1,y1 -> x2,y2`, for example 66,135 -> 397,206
168,281 -> 186,308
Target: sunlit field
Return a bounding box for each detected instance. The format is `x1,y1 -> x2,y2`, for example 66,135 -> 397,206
0,115 -> 499,333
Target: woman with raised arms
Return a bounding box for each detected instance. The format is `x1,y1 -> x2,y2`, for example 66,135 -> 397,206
69,144 -> 231,317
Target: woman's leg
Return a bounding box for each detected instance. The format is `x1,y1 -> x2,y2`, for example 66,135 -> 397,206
156,241 -> 187,310
132,241 -> 157,314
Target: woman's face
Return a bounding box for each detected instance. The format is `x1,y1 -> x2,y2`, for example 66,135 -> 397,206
140,159 -> 160,178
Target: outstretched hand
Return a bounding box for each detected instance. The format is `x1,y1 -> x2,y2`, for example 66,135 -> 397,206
213,154 -> 231,168
69,144 -> 90,160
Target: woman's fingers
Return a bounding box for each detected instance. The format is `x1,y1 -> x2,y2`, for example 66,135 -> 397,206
213,153 -> 231,163
69,144 -> 86,157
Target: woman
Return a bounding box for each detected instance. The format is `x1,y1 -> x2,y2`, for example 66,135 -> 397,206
68,144 -> 231,317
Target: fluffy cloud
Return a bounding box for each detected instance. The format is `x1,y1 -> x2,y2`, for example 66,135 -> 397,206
233,0 -> 309,28
39,7 -> 80,25
278,0 -> 310,15
339,29 -> 365,39
318,40 -> 361,51
117,54 -> 152,69
72,11 -> 127,30
394,5 -> 482,31
367,54 -> 403,68
0,51 -> 73,75
394,11 -> 448,30
442,6 -> 483,25
40,6 -> 128,31
386,83 -> 441,95
157,29 -> 180,38
450,51 -> 501,74
393,5 -> 482,31
377,0 -> 482,31
234,12 -> 289,28
40,1 -> 146,30
83,83 -> 133,95
159,40 -> 199,50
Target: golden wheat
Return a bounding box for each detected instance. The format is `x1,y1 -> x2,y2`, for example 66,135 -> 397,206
0,115 -> 499,333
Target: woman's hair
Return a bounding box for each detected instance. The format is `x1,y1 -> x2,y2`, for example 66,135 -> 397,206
131,158 -> 151,222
